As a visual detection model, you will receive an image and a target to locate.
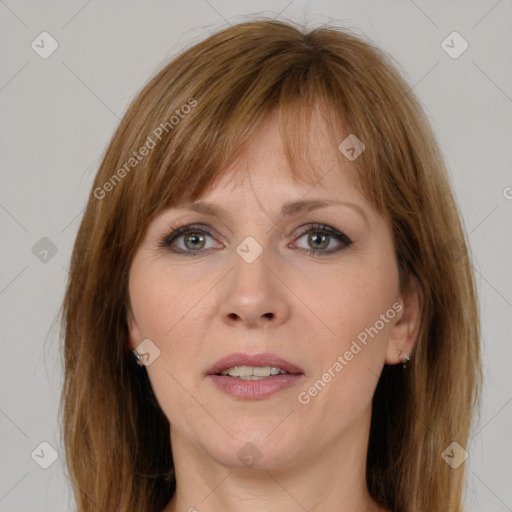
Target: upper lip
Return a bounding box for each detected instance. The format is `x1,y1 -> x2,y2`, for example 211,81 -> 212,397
206,352 -> 305,375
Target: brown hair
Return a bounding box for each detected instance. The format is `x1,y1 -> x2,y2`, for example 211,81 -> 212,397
60,19 -> 482,512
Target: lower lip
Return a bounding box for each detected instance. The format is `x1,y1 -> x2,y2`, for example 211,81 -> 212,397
208,374 -> 304,400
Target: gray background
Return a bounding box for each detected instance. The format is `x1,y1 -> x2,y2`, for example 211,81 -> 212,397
1,1 -> 511,510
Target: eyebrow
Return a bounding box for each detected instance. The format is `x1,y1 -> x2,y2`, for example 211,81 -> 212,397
172,198 -> 369,226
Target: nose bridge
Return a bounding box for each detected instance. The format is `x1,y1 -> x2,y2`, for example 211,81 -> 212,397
231,235 -> 274,301
219,233 -> 289,328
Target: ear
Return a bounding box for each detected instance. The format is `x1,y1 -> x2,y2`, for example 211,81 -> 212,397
385,273 -> 424,365
126,303 -> 143,351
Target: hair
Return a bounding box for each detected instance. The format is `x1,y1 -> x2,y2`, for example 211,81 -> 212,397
60,18 -> 482,512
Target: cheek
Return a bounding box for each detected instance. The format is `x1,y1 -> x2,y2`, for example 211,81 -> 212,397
297,284 -> 394,428
128,262 -> 208,427
129,274 -> 174,340
310,266 -> 395,340
128,260 -> 215,376
303,256 -> 398,394
129,260 -> 200,340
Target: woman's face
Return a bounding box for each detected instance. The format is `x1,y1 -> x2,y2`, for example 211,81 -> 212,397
127,110 -> 406,471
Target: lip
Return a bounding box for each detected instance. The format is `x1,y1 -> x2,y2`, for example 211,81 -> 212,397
206,352 -> 305,400
206,352 -> 305,376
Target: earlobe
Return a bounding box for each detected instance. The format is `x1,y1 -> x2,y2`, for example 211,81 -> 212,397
385,273 -> 424,366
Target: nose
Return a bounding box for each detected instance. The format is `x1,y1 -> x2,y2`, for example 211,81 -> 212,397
219,247 -> 290,329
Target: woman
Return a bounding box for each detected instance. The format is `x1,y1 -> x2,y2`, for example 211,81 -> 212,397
60,19 -> 481,512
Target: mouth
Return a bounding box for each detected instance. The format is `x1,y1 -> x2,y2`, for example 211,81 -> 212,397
218,365 -> 291,380
206,352 -> 305,400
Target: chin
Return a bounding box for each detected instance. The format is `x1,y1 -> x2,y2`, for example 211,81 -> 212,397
202,426 -> 303,470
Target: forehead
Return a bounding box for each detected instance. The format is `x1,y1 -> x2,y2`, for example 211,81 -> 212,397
165,112 -> 375,232
198,109 -> 364,204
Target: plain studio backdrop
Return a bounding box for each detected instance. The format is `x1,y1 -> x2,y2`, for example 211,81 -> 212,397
0,1 -> 511,511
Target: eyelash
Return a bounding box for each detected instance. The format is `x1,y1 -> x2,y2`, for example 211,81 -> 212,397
159,223 -> 353,258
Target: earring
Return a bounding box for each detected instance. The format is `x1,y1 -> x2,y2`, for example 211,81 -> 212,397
397,349 -> 410,369
133,350 -> 145,367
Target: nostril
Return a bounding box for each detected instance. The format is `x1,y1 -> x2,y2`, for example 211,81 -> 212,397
263,313 -> 274,319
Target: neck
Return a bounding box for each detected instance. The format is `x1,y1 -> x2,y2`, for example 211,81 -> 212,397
163,406 -> 388,512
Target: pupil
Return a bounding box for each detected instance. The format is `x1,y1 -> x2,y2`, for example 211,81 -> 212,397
309,233 -> 328,250
185,232 -> 205,250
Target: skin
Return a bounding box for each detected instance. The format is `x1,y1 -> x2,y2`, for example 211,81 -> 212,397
127,109 -> 422,512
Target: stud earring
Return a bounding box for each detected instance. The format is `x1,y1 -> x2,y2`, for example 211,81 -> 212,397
397,349 -> 410,369
133,350 -> 145,367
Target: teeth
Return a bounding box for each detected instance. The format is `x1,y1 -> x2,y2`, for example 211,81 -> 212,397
238,366 -> 254,377
253,366 -> 275,377
220,366 -> 289,379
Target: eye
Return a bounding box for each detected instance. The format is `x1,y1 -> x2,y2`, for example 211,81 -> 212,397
291,224 -> 353,257
160,223 -> 353,257
160,224 -> 222,256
